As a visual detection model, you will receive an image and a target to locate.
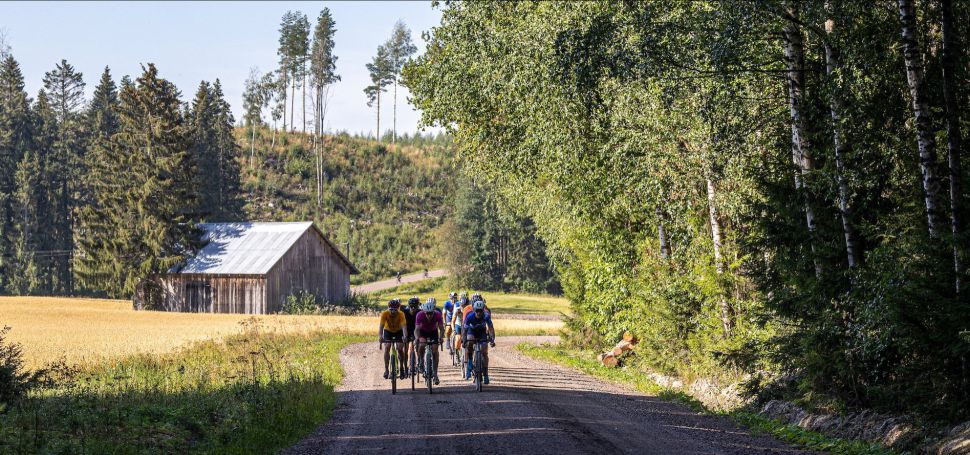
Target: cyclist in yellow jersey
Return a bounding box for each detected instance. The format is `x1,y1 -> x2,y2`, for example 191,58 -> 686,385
379,299 -> 408,379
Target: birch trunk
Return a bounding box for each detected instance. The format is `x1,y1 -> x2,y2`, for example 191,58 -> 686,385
824,8 -> 862,268
707,177 -> 733,337
783,3 -> 822,277
941,0 -> 964,292
898,0 -> 943,236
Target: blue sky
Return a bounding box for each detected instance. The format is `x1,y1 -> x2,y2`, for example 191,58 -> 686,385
0,1 -> 442,136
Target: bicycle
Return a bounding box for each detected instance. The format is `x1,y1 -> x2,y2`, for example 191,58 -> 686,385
421,339 -> 440,394
470,337 -> 493,392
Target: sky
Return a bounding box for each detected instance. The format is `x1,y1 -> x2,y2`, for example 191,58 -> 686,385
0,1 -> 443,136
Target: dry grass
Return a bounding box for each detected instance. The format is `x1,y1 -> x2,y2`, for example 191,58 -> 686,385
0,296 -> 561,368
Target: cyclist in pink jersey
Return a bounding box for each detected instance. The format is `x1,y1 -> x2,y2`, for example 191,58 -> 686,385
415,297 -> 445,385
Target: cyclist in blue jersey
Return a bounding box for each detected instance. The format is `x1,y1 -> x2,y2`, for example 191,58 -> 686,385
443,292 -> 457,353
462,300 -> 495,383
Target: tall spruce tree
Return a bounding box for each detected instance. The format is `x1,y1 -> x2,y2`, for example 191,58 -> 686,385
85,64 -> 200,301
0,56 -> 31,292
210,79 -> 242,219
41,59 -> 85,294
76,67 -> 120,293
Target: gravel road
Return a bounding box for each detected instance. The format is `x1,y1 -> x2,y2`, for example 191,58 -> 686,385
285,336 -> 810,455
351,269 -> 448,294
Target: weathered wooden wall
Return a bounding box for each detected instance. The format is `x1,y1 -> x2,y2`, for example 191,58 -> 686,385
264,229 -> 351,313
159,275 -> 266,314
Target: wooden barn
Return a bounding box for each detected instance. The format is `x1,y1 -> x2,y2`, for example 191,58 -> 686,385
152,222 -> 358,314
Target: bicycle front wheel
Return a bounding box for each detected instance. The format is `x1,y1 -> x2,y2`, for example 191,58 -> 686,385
391,349 -> 397,395
474,349 -> 483,392
425,346 -> 434,394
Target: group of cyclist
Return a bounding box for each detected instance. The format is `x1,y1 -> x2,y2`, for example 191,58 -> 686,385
378,291 -> 495,385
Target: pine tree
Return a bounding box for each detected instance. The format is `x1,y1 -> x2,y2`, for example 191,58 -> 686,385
188,81 -> 219,218
277,11 -> 296,132
292,13 -> 310,134
310,8 -> 340,206
0,56 -> 32,292
364,45 -> 393,142
386,20 -> 416,146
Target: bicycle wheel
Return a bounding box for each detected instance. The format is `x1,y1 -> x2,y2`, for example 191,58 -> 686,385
425,345 -> 434,394
391,347 -> 397,395
474,348 -> 483,392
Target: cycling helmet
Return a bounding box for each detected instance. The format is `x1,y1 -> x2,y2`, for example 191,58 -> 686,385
449,292 -> 457,299
408,296 -> 420,306
422,298 -> 436,312
459,296 -> 469,306
472,300 -> 486,311
471,293 -> 483,302
388,299 -> 401,309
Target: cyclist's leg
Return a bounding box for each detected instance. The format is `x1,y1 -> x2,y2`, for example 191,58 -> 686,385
432,339 -> 440,377
464,335 -> 476,378
416,337 -> 426,371
383,339 -> 391,372
396,341 -> 406,373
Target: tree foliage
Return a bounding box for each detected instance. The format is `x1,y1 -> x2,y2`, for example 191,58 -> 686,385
406,1 -> 970,420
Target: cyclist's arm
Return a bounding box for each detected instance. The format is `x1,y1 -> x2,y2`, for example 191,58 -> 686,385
378,315 -> 385,343
486,315 -> 495,341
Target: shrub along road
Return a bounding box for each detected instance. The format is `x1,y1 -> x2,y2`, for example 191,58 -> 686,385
285,337 -> 809,454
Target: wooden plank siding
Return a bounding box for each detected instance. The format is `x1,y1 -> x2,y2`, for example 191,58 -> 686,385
159,275 -> 266,314
155,225 -> 354,314
264,228 -> 351,313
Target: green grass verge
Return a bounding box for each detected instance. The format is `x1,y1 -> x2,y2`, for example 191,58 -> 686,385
377,281 -> 569,316
0,325 -> 366,454
516,343 -> 898,455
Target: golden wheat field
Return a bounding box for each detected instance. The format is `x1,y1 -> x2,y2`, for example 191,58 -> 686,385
0,296 -> 562,368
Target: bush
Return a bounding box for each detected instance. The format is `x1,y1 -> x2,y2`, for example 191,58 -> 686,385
281,290 -> 378,315
0,326 -> 42,410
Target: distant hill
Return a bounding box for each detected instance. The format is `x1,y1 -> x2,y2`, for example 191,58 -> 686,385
234,127 -> 455,284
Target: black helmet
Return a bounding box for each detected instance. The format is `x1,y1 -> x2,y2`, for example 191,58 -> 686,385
408,296 -> 420,306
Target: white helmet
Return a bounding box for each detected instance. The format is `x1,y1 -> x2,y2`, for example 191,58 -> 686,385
422,298 -> 436,312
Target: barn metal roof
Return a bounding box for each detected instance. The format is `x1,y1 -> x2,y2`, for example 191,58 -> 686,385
172,222 -> 357,275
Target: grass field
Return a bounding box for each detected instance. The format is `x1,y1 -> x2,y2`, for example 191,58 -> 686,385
0,296 -> 562,368
1,326 -> 366,454
376,281 -> 570,316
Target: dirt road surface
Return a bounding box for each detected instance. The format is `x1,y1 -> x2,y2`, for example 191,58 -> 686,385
286,336 -> 810,455
351,269 -> 448,294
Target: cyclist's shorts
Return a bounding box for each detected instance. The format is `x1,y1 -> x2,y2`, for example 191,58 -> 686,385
418,329 -> 439,343
383,330 -> 404,342
406,334 -> 416,342
465,331 -> 488,343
